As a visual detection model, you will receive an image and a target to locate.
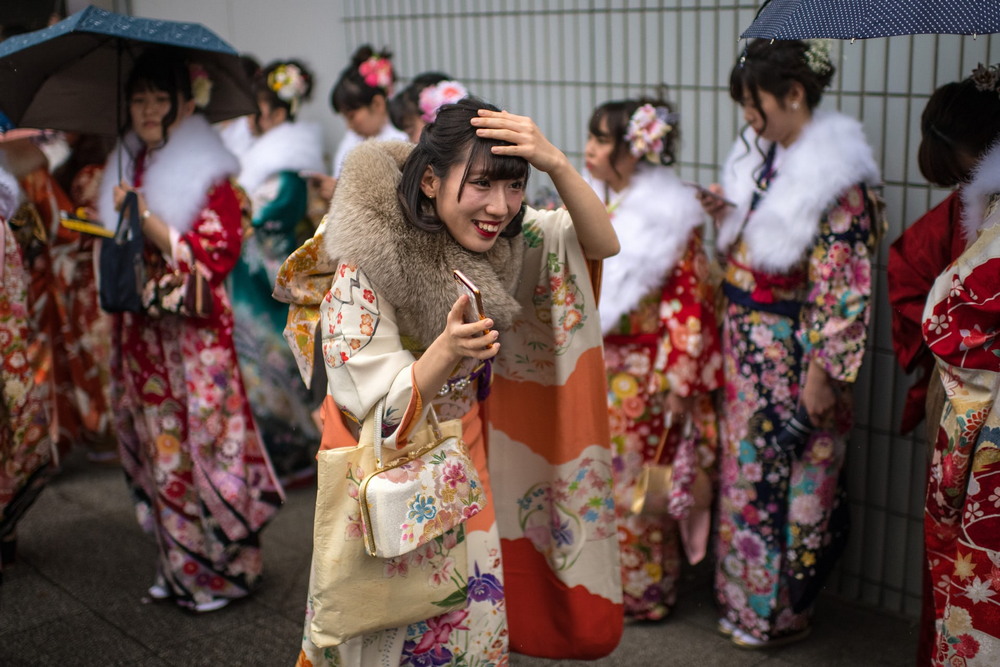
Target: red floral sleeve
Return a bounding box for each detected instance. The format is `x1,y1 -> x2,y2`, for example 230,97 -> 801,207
653,233 -> 724,397
176,180 -> 243,285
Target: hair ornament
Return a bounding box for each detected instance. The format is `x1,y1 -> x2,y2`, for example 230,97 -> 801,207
418,80 -> 469,123
970,63 -> 1000,95
359,55 -> 393,92
625,104 -> 677,163
189,63 -> 213,109
803,39 -> 833,75
268,63 -> 309,114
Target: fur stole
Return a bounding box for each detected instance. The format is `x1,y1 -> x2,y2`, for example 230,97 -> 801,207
961,139 -> 1000,240
237,120 -> 325,194
716,110 -> 880,272
97,114 -> 239,233
587,164 -> 704,334
324,140 -> 524,349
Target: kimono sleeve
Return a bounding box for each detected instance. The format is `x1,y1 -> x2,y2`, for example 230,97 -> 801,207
653,235 -> 724,396
797,184 -> 874,383
320,262 -> 420,449
174,180 -> 243,285
252,171 -> 308,232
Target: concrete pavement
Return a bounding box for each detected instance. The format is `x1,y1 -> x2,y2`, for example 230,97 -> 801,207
0,449 -> 919,666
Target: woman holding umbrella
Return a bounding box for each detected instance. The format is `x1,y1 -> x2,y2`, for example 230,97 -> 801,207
97,47 -> 283,613
699,39 -> 881,647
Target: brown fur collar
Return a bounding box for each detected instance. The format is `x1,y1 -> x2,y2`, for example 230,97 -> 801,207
324,140 -> 523,349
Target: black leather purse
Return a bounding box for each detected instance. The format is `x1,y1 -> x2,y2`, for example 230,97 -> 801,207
99,190 -> 145,313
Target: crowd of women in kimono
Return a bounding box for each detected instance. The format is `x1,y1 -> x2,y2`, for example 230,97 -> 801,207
4,23 -> 1000,667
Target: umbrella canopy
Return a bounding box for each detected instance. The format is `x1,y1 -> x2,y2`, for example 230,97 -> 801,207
741,0 -> 1000,41
0,5 -> 255,135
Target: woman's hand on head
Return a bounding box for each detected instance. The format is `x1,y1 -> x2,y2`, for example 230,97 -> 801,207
471,109 -> 567,175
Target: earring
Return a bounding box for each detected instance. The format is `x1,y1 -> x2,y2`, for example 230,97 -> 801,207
792,102 -> 800,110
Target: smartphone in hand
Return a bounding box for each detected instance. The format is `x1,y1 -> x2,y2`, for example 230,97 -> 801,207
681,181 -> 736,207
453,269 -> 487,332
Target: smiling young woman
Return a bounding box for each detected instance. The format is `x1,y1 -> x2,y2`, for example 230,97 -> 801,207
276,97 -> 623,665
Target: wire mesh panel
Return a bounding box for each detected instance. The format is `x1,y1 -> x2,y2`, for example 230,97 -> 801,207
341,0 -> 998,618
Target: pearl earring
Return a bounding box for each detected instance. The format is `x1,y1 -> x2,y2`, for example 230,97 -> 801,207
792,102 -> 800,110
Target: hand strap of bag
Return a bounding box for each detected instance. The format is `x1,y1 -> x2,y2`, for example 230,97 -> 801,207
115,191 -> 140,244
371,400 -> 444,469
651,412 -> 693,466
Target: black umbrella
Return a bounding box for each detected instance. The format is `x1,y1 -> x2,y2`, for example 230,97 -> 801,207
0,5 -> 255,135
741,0 -> 1000,41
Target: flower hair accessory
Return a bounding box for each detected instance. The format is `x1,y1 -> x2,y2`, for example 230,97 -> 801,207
418,80 -> 469,123
268,63 -> 309,114
358,55 -> 393,92
625,104 -> 677,163
804,39 -> 833,76
188,63 -> 212,109
971,63 -> 1000,95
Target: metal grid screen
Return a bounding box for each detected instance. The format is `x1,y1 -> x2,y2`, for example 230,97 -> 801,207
341,0 -> 997,618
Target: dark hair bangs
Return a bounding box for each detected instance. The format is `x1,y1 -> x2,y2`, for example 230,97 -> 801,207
458,138 -> 529,199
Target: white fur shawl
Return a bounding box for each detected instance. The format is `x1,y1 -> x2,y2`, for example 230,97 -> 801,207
587,165 -> 705,334
324,140 -> 524,349
961,139 -> 1000,240
716,110 -> 880,272
236,120 -> 325,194
97,114 -> 239,233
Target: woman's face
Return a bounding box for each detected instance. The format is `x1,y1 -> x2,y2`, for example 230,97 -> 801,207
254,96 -> 286,136
584,117 -> 636,191
344,96 -> 386,138
423,157 -> 525,254
740,86 -> 806,147
403,115 -> 426,143
129,86 -> 194,148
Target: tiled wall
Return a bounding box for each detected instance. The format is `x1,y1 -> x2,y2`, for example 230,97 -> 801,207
341,0 -> 998,618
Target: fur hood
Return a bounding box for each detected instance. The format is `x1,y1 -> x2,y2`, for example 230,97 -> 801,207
236,120 -> 325,193
717,110 -> 880,272
324,139 -> 523,349
98,114 -> 239,233
586,164 -> 704,333
962,139 -> 1000,239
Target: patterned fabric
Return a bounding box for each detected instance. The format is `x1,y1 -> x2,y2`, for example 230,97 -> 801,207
289,207 -> 621,666
17,167 -> 114,457
112,160 -> 283,609
231,169 -> 320,481
0,218 -> 54,554
606,232 -> 722,620
922,221 -> 1000,667
715,184 -> 875,641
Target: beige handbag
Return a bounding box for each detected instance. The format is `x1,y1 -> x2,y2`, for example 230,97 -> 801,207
308,399 -> 469,648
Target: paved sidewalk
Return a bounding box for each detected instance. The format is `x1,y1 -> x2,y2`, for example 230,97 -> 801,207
0,450 -> 919,666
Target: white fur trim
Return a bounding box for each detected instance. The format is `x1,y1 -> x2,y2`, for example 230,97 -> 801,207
961,140 -> 1000,239
98,114 -> 239,233
588,164 -> 705,334
237,120 -> 325,193
716,110 -> 880,272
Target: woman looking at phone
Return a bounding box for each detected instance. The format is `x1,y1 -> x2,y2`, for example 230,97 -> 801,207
275,98 -> 621,665
699,39 -> 881,648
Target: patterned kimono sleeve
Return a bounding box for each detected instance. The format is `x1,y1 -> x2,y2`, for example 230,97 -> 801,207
320,262 -> 418,448
175,180 -> 243,284
654,235 -> 724,396
797,184 -> 874,383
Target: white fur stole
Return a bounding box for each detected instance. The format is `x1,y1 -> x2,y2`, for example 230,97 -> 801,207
962,139 -> 1000,240
716,110 -> 880,272
97,114 -> 239,233
587,165 -> 705,334
237,120 -> 325,194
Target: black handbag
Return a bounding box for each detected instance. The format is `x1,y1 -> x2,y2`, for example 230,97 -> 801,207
99,190 -> 145,313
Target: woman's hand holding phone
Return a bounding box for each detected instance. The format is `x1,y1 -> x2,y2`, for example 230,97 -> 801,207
685,181 -> 733,222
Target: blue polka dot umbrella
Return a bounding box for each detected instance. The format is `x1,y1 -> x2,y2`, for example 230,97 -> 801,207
0,6 -> 255,135
741,0 -> 1000,40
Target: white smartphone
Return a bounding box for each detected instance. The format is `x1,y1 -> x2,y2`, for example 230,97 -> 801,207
453,269 -> 486,331
681,180 -> 736,207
